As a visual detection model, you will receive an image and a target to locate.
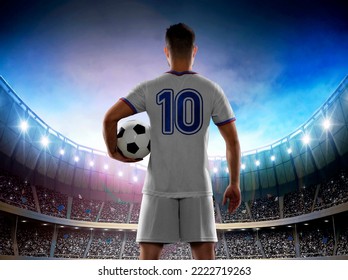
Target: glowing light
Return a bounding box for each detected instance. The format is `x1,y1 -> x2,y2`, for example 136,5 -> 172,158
133,176 -> 138,182
302,134 -> 310,145
104,164 -> 109,170
89,161 -> 95,167
59,149 -> 65,156
255,160 -> 260,167
41,136 -> 49,147
241,163 -> 246,170
118,171 -> 123,177
287,148 -> 292,154
20,121 -> 28,132
213,167 -> 218,173
225,167 -> 229,173
74,156 -> 80,162
323,119 -> 331,130
271,155 -> 276,162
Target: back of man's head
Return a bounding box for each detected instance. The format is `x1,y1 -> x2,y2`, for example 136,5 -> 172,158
165,23 -> 195,59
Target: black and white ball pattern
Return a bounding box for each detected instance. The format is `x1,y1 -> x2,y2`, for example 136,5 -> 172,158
117,120 -> 151,159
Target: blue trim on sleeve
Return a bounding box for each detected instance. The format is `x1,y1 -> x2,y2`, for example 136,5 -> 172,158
120,97 -> 137,114
215,117 -> 236,126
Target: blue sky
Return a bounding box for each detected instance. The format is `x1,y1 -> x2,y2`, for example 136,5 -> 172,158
1,0 -> 347,156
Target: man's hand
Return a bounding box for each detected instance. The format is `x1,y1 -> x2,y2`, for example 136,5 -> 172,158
222,184 -> 241,213
108,147 -> 142,163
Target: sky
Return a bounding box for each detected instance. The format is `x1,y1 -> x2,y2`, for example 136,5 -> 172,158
0,0 -> 348,157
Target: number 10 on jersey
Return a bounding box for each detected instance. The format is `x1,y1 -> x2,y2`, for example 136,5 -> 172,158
156,89 -> 203,135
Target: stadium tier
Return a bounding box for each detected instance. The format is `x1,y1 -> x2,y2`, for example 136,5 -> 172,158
0,75 -> 348,259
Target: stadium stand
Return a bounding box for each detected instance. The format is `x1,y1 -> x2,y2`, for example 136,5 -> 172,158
86,230 -> 123,259
1,74 -> 348,259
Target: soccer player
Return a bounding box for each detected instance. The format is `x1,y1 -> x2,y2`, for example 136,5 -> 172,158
103,23 -> 241,260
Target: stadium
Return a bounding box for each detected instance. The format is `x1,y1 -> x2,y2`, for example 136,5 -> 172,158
0,75 -> 347,260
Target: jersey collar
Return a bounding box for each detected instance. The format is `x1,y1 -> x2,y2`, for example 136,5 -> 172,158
166,70 -> 197,76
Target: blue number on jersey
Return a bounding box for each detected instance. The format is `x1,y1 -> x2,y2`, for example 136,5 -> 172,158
156,89 -> 203,135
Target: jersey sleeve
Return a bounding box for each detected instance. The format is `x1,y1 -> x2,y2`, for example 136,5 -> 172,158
120,82 -> 146,114
211,83 -> 236,126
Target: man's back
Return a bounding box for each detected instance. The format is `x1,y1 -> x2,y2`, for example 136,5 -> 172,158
123,70 -> 235,197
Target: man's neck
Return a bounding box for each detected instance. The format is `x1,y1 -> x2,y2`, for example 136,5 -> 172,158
170,60 -> 192,72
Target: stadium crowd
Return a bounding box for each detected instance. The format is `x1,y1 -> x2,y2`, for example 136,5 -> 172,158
225,231 -> 263,259
259,228 -> 296,258
0,214 -> 13,256
250,196 -> 280,221
283,185 -> 317,217
299,226 -> 334,257
129,203 -> 141,223
0,173 -> 36,211
36,185 -> 68,218
1,169 -> 348,223
0,168 -> 348,259
314,170 -> 348,211
17,222 -> 52,257
70,196 -> 101,221
99,200 -> 130,223
219,202 -> 251,223
121,232 -> 139,259
54,227 -> 90,258
0,211 -> 347,259
87,230 -> 123,259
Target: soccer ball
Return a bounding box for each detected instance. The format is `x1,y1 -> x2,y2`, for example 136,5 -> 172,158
117,120 -> 151,159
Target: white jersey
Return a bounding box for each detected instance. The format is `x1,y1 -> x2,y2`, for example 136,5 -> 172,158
122,71 -> 235,198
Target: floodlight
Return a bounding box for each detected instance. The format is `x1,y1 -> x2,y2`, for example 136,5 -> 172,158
41,136 -> 49,147
118,171 -> 123,177
271,155 -> 276,162
104,164 -> 109,170
89,161 -> 95,167
287,148 -> 292,154
241,163 -> 246,170
302,134 -> 310,145
133,176 -> 138,182
74,156 -> 80,162
59,149 -> 65,156
255,160 -> 260,167
20,121 -> 28,132
213,167 -> 218,173
323,119 -> 331,130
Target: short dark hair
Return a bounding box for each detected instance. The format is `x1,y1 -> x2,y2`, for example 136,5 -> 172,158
165,23 -> 195,59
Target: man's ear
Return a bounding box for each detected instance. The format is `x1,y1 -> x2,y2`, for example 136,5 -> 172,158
164,46 -> 170,58
193,45 -> 198,58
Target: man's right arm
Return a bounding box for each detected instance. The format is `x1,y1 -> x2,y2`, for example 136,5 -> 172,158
218,121 -> 242,213
103,99 -> 139,163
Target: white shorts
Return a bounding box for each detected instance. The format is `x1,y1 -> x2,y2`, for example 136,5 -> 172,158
136,194 -> 218,243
